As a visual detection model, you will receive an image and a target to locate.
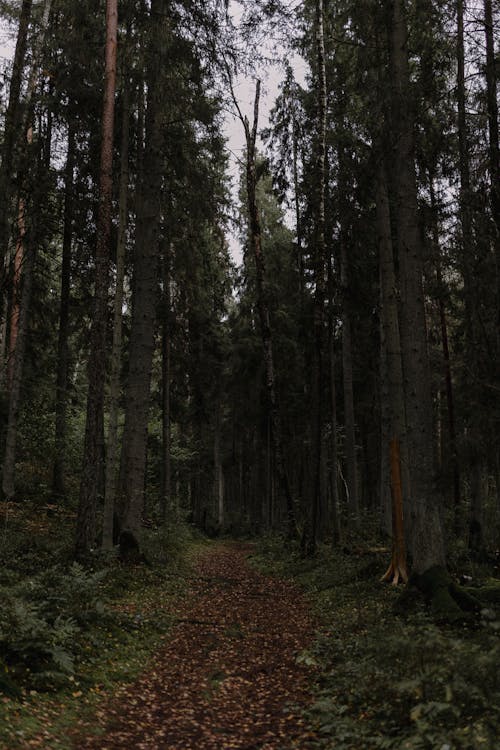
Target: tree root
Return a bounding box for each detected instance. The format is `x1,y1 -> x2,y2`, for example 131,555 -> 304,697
399,565 -> 482,624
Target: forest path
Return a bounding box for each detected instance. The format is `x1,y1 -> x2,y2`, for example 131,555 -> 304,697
74,542 -> 317,749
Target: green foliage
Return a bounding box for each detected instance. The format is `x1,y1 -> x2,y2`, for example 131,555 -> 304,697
140,520 -> 201,567
0,564 -> 109,690
254,538 -> 500,750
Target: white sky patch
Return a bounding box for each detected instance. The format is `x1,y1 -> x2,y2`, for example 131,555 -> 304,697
223,70 -> 287,266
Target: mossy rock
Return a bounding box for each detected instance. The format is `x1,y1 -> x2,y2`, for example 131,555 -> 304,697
404,565 -> 481,624
463,582 -> 500,606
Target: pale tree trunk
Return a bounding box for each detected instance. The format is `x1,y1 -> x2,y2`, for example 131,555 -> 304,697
309,0 -> 328,549
75,0 -> 117,556
429,177 -> 460,528
52,124 -> 75,499
233,80 -> 297,539
118,0 -> 166,541
389,0 -> 445,573
102,86 -> 130,550
338,144 -> 359,524
328,257 -> 341,544
0,0 -> 32,282
160,240 -> 172,523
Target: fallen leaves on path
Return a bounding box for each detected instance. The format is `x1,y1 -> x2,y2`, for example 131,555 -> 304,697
73,543 -> 317,749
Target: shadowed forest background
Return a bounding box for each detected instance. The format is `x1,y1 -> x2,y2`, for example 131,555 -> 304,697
0,0 -> 499,747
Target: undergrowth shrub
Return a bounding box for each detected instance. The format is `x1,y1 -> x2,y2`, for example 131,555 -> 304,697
0,565 -> 110,690
141,520 -> 201,567
254,536 -> 500,750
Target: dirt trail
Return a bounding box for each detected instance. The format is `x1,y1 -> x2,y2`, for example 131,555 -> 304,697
74,543 -> 317,749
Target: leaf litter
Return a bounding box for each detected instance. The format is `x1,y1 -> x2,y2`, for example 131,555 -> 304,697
72,542 -> 318,749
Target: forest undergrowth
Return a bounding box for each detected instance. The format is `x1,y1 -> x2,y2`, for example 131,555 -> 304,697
1,503 -> 500,750
0,500 -> 201,749
253,532 -> 500,750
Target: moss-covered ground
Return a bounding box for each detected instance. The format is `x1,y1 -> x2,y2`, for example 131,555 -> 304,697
251,536 -> 500,750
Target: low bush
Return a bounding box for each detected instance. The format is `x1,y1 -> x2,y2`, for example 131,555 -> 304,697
0,564 -> 110,689
254,538 -> 500,750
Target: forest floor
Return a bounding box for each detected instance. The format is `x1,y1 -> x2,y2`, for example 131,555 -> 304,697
1,537 -> 318,749
70,542 -> 317,749
2,520 -> 500,749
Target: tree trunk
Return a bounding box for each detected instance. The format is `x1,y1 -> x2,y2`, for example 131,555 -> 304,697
429,177 -> 460,527
328,257 -> 341,544
388,0 -> 445,573
17,0 -> 52,140
381,439 -> 408,584
338,143 -> 359,524
482,0 -> 500,344
0,0 -> 32,282
310,0 -> 328,547
75,0 -> 117,557
292,116 -> 304,298
376,157 -> 410,556
2,205 -> 35,500
52,124 -> 75,500
214,402 -> 224,530
340,238 -> 358,522
457,0 -> 486,553
7,196 -> 26,392
102,85 -> 130,550
160,240 -> 172,524
238,81 -> 297,540
117,0 -> 165,541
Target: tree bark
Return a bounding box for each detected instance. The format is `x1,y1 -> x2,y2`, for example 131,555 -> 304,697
388,0 -> 445,573
337,139 -> 359,525
0,0 -> 33,283
482,0 -> 500,339
310,0 -> 328,549
381,438 -> 408,584
7,197 -> 25,392
102,85 -> 130,550
2,200 -> 35,500
160,240 -> 172,524
456,0 -> 486,552
52,124 -> 75,500
376,157 -> 411,552
429,177 -> 460,526
117,0 -> 166,540
237,80 -> 297,540
75,0 -> 117,556
327,257 -> 341,544
339,229 -> 358,522
291,116 -> 304,298
214,401 -> 224,530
